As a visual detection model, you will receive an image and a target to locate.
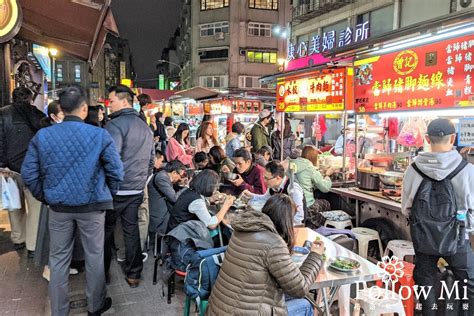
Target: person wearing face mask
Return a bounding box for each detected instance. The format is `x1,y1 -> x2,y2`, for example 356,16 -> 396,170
40,100 -> 64,127
0,87 -> 45,255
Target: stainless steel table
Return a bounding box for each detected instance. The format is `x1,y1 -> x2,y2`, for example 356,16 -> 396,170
295,227 -> 385,315
330,187 -> 402,226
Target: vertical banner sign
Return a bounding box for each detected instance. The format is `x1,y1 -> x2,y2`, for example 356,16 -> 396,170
119,61 -> 126,80
158,74 -> 165,90
354,34 -> 474,113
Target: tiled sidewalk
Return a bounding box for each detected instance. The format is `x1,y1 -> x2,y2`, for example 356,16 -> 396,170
0,212 -> 186,316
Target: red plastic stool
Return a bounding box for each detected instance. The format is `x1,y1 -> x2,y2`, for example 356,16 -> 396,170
376,261 -> 415,316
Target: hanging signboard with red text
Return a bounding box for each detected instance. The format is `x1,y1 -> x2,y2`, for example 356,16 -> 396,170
276,67 -> 353,112
354,34 -> 474,113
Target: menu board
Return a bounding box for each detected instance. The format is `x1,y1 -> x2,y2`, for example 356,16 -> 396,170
354,34 -> 474,113
459,118 -> 474,146
232,100 -> 262,113
276,68 -> 350,112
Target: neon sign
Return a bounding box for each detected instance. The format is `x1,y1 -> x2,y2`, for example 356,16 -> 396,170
287,21 -> 370,61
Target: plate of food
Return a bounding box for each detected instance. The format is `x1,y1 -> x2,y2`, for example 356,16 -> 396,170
232,198 -> 247,209
328,257 -> 361,272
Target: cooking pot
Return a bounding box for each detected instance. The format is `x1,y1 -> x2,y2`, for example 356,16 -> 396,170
357,170 -> 380,191
378,171 -> 404,187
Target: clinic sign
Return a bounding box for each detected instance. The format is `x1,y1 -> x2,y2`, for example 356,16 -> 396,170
287,21 -> 369,62
0,0 -> 21,43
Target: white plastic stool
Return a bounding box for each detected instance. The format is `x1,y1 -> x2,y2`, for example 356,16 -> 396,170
353,286 -> 406,316
352,227 -> 384,259
384,240 -> 415,261
324,218 -> 353,230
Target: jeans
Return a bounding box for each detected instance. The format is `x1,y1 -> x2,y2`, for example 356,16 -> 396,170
286,296 -> 314,316
414,242 -> 474,316
104,194 -> 144,279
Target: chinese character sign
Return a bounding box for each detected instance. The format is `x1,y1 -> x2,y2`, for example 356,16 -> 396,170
458,118 -> 474,146
287,20 -> 370,62
276,68 -> 349,112
354,34 -> 474,113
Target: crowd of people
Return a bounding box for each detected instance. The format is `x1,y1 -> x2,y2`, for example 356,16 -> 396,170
0,84 -> 335,316
1,83 -> 472,316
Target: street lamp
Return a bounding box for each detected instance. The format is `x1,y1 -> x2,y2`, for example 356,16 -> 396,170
49,48 -> 58,98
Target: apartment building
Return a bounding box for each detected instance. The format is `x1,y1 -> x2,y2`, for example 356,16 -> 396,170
176,0 -> 291,91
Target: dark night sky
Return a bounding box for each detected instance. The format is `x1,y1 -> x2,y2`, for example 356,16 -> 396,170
111,0 -> 181,88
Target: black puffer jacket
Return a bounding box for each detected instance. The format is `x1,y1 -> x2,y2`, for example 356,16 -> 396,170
0,103 -> 45,172
106,108 -> 154,191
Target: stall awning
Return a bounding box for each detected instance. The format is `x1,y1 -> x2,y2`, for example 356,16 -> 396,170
174,87 -> 220,101
17,0 -> 118,67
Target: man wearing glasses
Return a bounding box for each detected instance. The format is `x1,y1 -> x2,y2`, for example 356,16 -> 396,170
104,85 -> 154,288
242,160 -> 305,226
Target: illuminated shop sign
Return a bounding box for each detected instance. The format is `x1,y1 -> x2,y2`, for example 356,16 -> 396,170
287,21 -> 369,61
276,68 -> 353,112
354,34 -> 474,113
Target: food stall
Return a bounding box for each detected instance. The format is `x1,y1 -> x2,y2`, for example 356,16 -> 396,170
201,99 -> 233,143
231,99 -> 262,130
275,66 -> 355,184
333,26 -> 474,242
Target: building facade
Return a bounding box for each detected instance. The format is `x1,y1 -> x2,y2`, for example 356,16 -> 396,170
177,0 -> 291,91
288,0 -> 472,64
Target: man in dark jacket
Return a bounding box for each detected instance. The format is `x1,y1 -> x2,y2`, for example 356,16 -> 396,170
0,87 -> 45,253
148,160 -> 186,236
21,85 -> 124,316
105,85 -> 154,288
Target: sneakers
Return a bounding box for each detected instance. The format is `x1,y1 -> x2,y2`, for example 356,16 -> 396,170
42,266 -> 80,282
88,297 -> 112,316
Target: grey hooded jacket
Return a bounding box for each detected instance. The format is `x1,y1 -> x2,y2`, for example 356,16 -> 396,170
401,150 -> 474,234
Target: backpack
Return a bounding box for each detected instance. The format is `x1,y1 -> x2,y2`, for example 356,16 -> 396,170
166,237 -> 198,272
184,246 -> 227,304
410,160 -> 468,256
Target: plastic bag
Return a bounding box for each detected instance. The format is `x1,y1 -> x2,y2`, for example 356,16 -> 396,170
1,176 -> 22,211
397,118 -> 426,148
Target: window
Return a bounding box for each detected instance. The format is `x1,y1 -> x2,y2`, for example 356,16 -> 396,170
199,75 -> 228,89
249,0 -> 278,10
246,50 -> 277,64
199,48 -> 229,61
200,22 -> 229,37
248,22 -> 272,37
239,76 -> 269,89
201,0 -> 229,10
56,64 -> 64,82
74,64 -> 81,83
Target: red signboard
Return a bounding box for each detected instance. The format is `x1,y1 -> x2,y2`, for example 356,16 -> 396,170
354,34 -> 474,113
276,68 -> 351,112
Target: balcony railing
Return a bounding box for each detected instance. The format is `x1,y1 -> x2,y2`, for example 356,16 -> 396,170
292,0 -> 355,22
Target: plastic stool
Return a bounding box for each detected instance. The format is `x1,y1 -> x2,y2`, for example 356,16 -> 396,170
352,227 -> 383,259
355,286 -> 406,316
376,261 -> 415,316
184,297 -> 208,316
324,218 -> 353,230
384,240 -> 415,262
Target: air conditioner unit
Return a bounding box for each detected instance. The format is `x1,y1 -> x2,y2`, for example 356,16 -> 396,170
239,49 -> 246,56
214,32 -> 225,40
